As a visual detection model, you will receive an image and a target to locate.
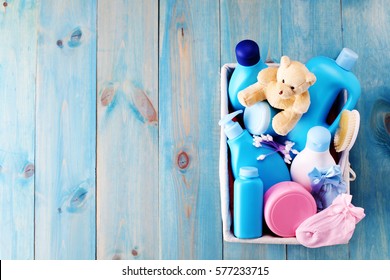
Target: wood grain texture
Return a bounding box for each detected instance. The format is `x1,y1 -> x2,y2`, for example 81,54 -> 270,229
281,0 -> 349,260
221,0 -> 281,64
159,0 -> 222,259
34,0 -> 96,259
97,0 -> 159,260
0,0 -> 37,260
342,0 -> 390,259
281,0 -> 343,62
220,0 -> 286,260
0,0 -> 388,260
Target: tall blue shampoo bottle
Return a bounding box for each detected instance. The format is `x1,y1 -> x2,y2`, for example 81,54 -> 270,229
228,40 -> 268,111
219,110 -> 291,192
286,48 -> 361,151
234,166 -> 263,239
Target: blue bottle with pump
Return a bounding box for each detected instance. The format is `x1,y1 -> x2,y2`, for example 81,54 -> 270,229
219,110 -> 291,192
234,166 -> 263,239
228,40 -> 267,111
286,48 -> 361,151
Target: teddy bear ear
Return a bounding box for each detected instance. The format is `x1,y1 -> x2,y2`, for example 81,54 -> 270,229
306,72 -> 317,85
280,56 -> 291,67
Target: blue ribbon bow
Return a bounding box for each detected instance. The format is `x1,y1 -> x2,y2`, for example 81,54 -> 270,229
308,165 -> 347,211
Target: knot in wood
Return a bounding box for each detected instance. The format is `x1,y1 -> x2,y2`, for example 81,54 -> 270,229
131,249 -> 138,257
56,40 -> 63,48
177,151 -> 189,170
101,87 -> 115,106
23,163 -> 35,178
385,113 -> 390,134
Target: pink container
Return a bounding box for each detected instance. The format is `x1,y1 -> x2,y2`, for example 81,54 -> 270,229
264,181 -> 317,237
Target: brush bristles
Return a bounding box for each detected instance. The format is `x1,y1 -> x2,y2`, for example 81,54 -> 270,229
334,110 -> 357,152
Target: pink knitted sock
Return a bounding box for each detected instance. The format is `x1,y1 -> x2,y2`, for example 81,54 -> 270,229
296,194 -> 365,248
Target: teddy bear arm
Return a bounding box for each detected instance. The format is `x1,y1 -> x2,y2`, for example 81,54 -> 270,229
292,91 -> 310,114
238,83 -> 266,107
272,111 -> 302,136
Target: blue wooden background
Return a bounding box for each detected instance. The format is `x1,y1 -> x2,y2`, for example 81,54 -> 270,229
0,0 -> 389,260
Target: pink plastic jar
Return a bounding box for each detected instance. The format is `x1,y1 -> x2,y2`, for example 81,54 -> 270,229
264,181 -> 317,237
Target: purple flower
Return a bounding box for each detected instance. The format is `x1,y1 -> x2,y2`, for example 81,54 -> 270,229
253,134 -> 299,164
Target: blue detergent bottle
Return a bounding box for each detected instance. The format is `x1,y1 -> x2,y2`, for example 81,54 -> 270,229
286,48 -> 361,151
234,166 -> 263,239
219,110 -> 291,192
228,40 -> 267,111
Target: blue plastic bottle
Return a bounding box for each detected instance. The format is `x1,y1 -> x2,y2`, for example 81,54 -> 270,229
219,110 -> 291,192
228,40 -> 267,111
234,166 -> 263,239
286,48 -> 361,151
290,126 -> 336,192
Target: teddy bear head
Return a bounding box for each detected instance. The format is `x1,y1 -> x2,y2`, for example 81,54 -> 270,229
275,56 -> 316,99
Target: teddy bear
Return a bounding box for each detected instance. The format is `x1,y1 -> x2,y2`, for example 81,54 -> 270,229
238,56 -> 316,136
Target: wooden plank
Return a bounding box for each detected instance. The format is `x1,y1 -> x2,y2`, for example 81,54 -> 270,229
34,0 -> 96,259
220,0 -> 286,260
281,0 -> 349,259
96,0 -> 159,260
281,0 -> 343,61
342,0 -> 390,259
0,0 -> 37,260
221,0 -> 281,64
159,0 -> 222,259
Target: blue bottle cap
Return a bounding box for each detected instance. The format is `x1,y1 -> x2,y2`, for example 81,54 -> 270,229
235,40 -> 260,66
335,48 -> 358,71
306,126 -> 331,152
239,166 -> 259,178
243,101 -> 272,135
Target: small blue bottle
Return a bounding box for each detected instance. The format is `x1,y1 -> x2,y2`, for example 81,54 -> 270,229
234,166 -> 263,239
228,40 -> 267,111
286,48 -> 361,151
219,110 -> 291,192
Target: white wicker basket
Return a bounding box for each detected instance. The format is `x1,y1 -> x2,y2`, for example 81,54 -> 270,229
219,63 -> 356,244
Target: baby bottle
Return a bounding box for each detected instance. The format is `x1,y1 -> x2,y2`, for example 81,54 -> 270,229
290,126 -> 336,192
228,40 -> 267,111
234,166 -> 263,239
286,48 -> 361,151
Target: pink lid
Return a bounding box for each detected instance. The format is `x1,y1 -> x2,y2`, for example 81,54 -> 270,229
264,181 -> 316,237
